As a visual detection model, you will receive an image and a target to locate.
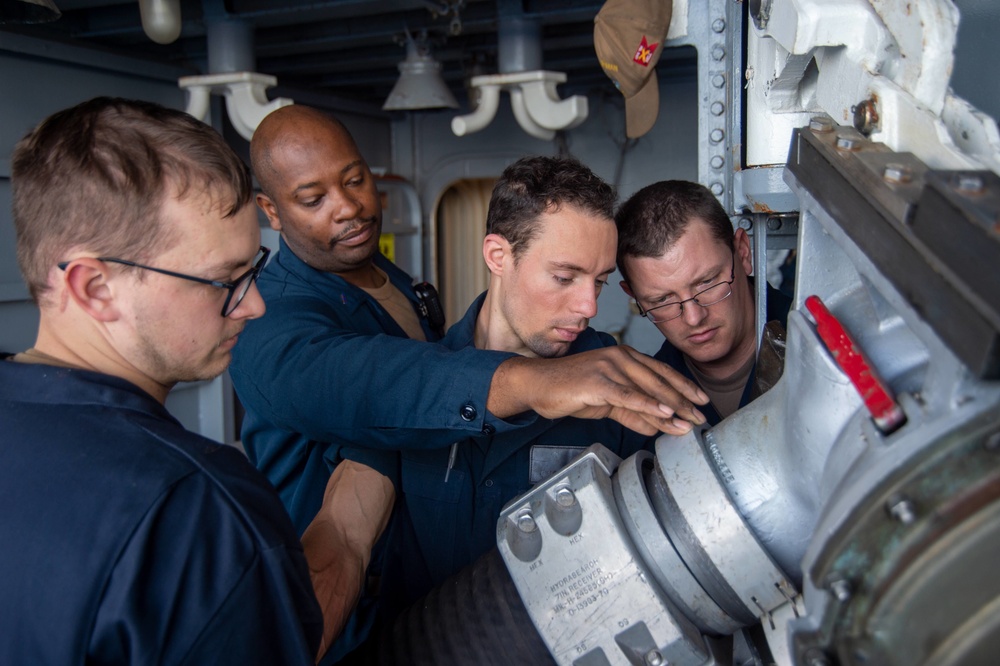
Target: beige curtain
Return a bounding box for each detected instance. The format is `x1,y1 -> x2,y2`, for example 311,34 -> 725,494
436,179 -> 493,327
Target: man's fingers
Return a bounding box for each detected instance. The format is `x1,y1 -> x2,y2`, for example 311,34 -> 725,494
584,372 -> 701,435
602,404 -> 696,437
607,347 -> 708,426
605,346 -> 708,423
661,416 -> 695,436
499,346 -> 709,432
620,345 -> 709,404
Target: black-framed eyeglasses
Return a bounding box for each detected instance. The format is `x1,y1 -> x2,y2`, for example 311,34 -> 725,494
58,246 -> 270,317
634,252 -> 736,323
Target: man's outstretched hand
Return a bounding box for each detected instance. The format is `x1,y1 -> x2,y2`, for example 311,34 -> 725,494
488,345 -> 708,436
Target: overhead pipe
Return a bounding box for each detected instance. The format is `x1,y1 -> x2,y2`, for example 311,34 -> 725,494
206,18 -> 255,74
179,9 -> 292,141
449,78 -> 501,135
452,0 -> 587,139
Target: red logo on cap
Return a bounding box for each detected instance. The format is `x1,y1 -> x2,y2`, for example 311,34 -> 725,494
633,36 -> 659,67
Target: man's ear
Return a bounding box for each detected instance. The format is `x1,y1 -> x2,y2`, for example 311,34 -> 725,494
61,259 -> 120,322
620,279 -> 635,299
256,193 -> 282,232
734,227 -> 753,276
482,234 -> 510,276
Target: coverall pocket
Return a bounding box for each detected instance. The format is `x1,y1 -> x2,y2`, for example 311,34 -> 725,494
400,459 -> 466,584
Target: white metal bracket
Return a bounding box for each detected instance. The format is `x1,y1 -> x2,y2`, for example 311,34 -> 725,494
452,70 -> 588,140
179,71 -> 294,141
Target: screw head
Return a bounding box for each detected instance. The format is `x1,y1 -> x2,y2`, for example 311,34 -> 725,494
738,217 -> 753,231
710,155 -> 724,169
516,510 -> 537,533
554,487 -> 576,507
887,496 -> 917,524
829,579 -> 852,602
644,649 -> 665,666
767,217 -> 782,231
712,74 -> 726,89
711,101 -> 725,116
710,128 -> 725,143
712,18 -> 726,32
956,173 -> 984,193
712,44 -> 725,61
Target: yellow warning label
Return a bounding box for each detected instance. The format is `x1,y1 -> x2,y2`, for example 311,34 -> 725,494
379,233 -> 395,263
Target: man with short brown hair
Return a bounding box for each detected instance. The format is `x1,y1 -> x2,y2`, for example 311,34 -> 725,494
0,97 -> 365,664
384,156 -> 661,609
616,180 -> 793,424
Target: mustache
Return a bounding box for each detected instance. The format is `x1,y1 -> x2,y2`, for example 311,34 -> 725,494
329,217 -> 379,247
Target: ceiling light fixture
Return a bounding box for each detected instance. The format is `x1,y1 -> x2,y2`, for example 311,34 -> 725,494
139,0 -> 181,45
383,30 -> 459,111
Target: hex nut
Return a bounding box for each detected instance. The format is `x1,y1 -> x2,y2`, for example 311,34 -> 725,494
809,116 -> 834,133
883,163 -> 912,184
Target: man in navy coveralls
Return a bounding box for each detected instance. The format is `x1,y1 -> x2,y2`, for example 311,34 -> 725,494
616,180 -> 793,426
385,156 -> 666,606
0,98 -> 378,664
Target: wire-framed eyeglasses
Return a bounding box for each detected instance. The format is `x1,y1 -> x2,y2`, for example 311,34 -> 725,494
58,246 -> 271,317
635,252 -> 736,323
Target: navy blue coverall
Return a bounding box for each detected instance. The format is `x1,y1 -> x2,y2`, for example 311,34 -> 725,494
0,360 -> 322,665
229,239 -> 525,661
382,292 -> 651,608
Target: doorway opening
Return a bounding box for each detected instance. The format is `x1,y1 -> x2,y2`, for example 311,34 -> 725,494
434,178 -> 494,328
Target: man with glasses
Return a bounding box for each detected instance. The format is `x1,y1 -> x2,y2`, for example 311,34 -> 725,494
616,180 -> 793,425
0,97 -> 368,664
58,247 -> 271,317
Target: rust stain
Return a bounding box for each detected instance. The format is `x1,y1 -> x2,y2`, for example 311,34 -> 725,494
750,201 -> 777,214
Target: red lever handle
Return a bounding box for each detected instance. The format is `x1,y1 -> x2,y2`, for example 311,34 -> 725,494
805,295 -> 906,434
